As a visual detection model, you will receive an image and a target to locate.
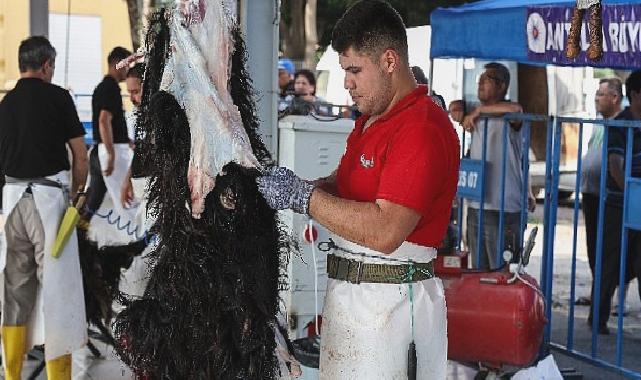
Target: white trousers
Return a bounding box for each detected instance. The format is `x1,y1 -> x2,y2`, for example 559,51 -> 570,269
319,236 -> 447,380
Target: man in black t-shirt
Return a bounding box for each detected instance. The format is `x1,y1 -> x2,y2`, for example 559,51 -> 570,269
84,46 -> 131,222
0,36 -> 88,380
591,70 -> 641,335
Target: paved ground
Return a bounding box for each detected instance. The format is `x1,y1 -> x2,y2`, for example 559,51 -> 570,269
9,338 -> 133,379
524,200 -> 641,379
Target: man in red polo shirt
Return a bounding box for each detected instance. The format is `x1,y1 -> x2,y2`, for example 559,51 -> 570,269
258,1 -> 459,378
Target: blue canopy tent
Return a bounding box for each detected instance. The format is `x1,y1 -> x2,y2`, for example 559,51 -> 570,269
430,0 -> 641,69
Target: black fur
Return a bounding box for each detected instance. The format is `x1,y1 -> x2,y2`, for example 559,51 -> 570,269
77,228 -> 147,347
113,11 -> 290,379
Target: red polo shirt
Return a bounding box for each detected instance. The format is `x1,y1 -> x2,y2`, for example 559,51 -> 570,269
336,85 -> 460,247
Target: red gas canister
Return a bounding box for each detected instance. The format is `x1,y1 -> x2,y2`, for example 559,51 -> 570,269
306,315 -> 323,337
441,269 -> 546,368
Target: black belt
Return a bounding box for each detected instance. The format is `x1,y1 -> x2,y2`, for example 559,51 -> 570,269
327,254 -> 434,284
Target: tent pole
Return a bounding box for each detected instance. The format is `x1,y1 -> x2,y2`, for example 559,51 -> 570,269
428,58 -> 435,95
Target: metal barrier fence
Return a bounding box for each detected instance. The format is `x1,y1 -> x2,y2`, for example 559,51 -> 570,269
542,116 -> 641,379
457,113 -> 549,268
457,113 -> 641,378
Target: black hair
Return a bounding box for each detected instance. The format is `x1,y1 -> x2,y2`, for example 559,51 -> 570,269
484,62 -> 510,98
331,0 -> 408,61
18,36 -> 56,72
484,62 -> 510,88
411,66 -> 428,85
294,69 -> 316,94
625,70 -> 641,102
126,62 -> 145,80
108,46 -> 132,66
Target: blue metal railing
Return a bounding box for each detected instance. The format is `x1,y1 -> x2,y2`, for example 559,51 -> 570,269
541,115 -> 563,351
456,113 -> 547,268
456,113 -> 641,378
542,116 -> 641,379
567,118 -> 585,351
498,113 -> 548,267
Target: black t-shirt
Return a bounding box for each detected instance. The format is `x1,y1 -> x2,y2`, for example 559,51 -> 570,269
91,75 -> 129,144
0,78 -> 85,178
606,107 -> 641,207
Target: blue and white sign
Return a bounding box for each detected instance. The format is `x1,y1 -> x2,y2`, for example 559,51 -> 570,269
457,159 -> 484,201
527,4 -> 641,68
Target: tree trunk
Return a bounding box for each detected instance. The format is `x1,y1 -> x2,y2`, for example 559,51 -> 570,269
281,0 -> 306,63
141,0 -> 157,35
126,0 -> 143,52
517,64 -> 548,161
304,0 -> 318,69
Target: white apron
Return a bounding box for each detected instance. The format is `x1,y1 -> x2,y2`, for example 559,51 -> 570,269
0,171 -> 87,361
0,213 -> 4,302
0,212 -> 5,274
319,235 -> 447,380
118,244 -> 154,300
88,143 -> 138,247
97,144 -> 134,216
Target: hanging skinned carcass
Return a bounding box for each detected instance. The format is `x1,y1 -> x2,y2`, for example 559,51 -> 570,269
113,1 -> 299,379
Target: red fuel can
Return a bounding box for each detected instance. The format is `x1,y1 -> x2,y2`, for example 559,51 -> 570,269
436,255 -> 546,368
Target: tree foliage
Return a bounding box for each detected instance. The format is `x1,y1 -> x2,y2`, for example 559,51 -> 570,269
126,0 -> 476,66
312,0 -> 471,50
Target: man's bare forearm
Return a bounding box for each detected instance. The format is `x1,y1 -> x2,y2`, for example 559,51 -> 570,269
72,158 -> 88,196
479,102 -> 523,130
308,189 -> 418,254
478,101 -> 523,115
68,137 -> 89,198
98,110 -> 115,153
309,189 -> 393,252
99,121 -> 114,153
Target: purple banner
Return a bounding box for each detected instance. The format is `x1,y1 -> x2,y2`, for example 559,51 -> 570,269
527,4 -> 641,68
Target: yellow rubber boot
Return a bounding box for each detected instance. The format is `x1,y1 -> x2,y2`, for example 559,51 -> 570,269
46,354 -> 72,380
1,325 -> 27,380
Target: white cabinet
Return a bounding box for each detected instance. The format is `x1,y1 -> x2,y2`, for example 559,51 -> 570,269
277,116 -> 354,340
